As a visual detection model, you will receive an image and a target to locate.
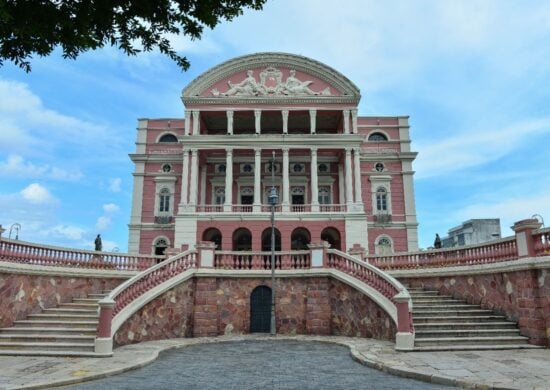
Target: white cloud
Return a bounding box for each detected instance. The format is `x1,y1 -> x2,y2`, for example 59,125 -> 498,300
50,225 -> 86,240
103,203 -> 120,213
20,183 -> 55,204
0,154 -> 82,181
108,178 -> 122,193
414,118 -> 550,179
95,216 -> 111,231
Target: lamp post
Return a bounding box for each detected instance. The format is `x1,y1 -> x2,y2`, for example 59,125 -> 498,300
9,223 -> 21,240
268,151 -> 279,336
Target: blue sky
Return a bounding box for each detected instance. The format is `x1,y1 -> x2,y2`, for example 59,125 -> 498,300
0,0 -> 548,252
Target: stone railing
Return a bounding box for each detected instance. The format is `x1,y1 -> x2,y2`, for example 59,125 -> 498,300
369,236 -> 518,270
195,204 -> 347,213
326,248 -> 414,349
214,250 -> 310,270
0,238 -> 159,271
95,249 -> 198,354
533,227 -> 550,256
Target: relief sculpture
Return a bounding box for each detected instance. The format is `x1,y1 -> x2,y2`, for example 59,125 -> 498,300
211,67 -> 331,97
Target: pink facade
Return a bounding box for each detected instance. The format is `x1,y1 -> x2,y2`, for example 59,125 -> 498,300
129,53 -> 418,255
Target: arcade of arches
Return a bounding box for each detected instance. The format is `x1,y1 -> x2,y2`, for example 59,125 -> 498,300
200,226 -> 341,251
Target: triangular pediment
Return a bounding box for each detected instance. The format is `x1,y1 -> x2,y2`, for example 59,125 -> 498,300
182,52 -> 360,105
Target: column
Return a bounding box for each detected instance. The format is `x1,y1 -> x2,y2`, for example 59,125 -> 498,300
224,148 -> 233,212
192,110 -> 200,135
282,147 -> 290,212
282,110 -> 289,134
345,148 -> 353,206
179,148 -> 190,210
188,149 -> 198,208
343,109 -> 350,134
226,110 -> 234,135
338,164 -> 345,205
184,110 -> 191,136
310,148 -> 319,212
200,166 -> 206,205
309,109 -> 317,134
351,109 -> 358,134
254,109 -> 261,134
353,147 -> 363,205
253,148 -> 262,211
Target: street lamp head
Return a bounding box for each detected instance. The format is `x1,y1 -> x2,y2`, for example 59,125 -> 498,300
268,186 -> 279,206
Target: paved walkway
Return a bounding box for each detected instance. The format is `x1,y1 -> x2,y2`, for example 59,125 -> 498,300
0,335 -> 548,390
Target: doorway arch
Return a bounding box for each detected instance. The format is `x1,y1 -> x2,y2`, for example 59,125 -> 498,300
202,228 -> 222,249
321,227 -> 341,250
291,228 -> 311,250
261,228 -> 281,251
250,285 -> 272,333
232,228 -> 252,251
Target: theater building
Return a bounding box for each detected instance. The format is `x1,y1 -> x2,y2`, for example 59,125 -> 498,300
128,53 -> 418,256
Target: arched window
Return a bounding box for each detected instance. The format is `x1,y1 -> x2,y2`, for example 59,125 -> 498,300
291,228 -> 311,250
159,188 -> 170,212
203,228 -> 222,249
153,238 -> 169,256
375,236 -> 393,255
368,132 -> 388,141
376,187 -> 388,212
321,227 -> 341,250
158,133 -> 178,143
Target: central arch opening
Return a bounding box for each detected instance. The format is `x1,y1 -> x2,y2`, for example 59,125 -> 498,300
250,285 -> 272,333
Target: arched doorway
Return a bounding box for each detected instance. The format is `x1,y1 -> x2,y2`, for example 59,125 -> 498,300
232,228 -> 252,251
250,285 -> 272,333
261,228 -> 281,251
321,227 -> 341,250
202,228 -> 222,249
291,228 -> 311,250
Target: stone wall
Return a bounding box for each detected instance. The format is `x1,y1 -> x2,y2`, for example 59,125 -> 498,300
114,280 -> 195,346
401,268 -> 550,346
114,276 -> 396,347
0,272 -> 125,328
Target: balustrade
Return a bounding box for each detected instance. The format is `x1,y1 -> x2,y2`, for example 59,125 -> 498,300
213,250 -> 310,270
369,237 -> 518,270
533,227 -> 550,256
0,239 -> 158,271
194,204 -> 346,213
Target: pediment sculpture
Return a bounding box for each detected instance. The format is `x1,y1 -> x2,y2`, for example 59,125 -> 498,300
211,67 -> 331,97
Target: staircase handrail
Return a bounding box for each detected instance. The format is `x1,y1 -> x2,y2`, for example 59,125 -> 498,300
533,227 -> 550,256
0,237 -> 159,271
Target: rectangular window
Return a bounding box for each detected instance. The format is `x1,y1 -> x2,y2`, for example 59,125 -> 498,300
159,195 -> 170,212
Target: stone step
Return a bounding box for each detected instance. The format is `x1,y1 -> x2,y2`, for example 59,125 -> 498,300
72,298 -> 102,304
58,303 -> 99,309
413,309 -> 495,317
408,290 -> 440,294
0,341 -> 95,352
87,293 -> 108,298
43,307 -> 98,315
413,315 -> 508,323
412,344 -> 544,352
413,305 -> 482,312
414,336 -> 529,347
0,326 -> 96,335
13,320 -> 98,329
0,350 -> 111,357
415,329 -> 521,338
410,298 -> 464,304
414,322 -> 517,330
410,294 -> 455,299
28,313 -> 98,321
0,334 -> 95,343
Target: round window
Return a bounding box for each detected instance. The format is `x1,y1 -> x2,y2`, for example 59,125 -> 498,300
162,164 -> 172,173
375,163 -> 384,172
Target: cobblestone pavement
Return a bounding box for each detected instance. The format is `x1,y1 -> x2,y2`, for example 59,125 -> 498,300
60,340 -> 449,390
0,335 -> 549,390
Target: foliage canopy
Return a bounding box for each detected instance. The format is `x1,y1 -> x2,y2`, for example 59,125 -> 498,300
0,0 -> 266,72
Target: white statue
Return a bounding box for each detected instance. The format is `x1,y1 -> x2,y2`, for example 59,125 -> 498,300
224,70 -> 266,96
282,70 -> 331,96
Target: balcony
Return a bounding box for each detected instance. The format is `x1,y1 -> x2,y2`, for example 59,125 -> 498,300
374,213 -> 392,224
193,204 -> 347,214
154,216 -> 174,224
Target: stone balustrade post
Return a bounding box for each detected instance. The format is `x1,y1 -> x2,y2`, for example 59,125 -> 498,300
197,241 -> 217,268
348,243 -> 366,261
308,241 -> 329,268
95,298 -> 115,354
512,218 -> 542,258
393,291 -> 414,351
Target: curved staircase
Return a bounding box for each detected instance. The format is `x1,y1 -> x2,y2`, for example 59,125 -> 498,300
409,287 -> 541,351
0,292 -> 109,357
